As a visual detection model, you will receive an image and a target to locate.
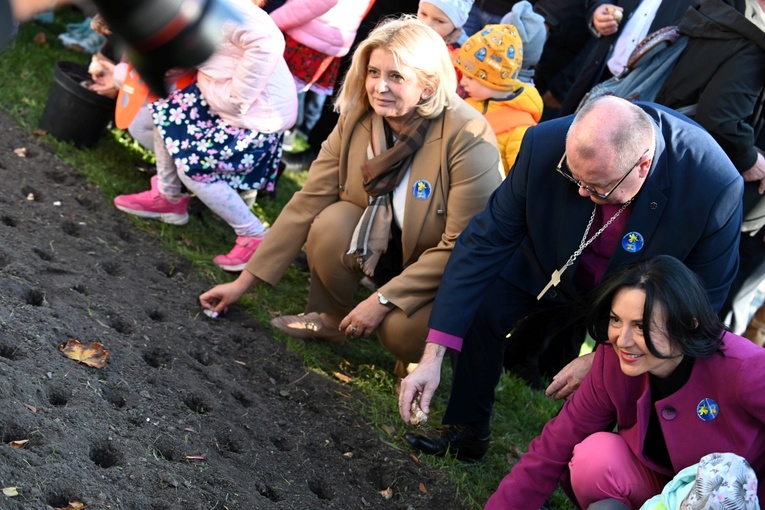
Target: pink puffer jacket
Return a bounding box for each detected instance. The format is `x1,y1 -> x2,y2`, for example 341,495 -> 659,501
195,0 -> 297,133
269,0 -> 372,57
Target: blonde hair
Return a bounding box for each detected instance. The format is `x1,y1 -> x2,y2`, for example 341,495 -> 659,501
334,15 -> 457,119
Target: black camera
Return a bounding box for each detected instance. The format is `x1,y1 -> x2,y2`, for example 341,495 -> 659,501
92,0 -> 239,96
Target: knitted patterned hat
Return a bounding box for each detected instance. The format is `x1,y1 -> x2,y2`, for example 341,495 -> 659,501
455,24 -> 523,92
420,0 -> 474,29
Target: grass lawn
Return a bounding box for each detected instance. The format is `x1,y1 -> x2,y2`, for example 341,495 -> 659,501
0,10 -> 574,509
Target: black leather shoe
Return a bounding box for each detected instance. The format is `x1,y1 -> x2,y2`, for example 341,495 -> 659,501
403,424 -> 490,462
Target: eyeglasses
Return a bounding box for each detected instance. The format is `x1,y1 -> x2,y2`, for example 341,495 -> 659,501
556,149 -> 650,199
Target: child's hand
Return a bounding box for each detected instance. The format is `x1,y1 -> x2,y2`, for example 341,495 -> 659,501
88,58 -> 118,98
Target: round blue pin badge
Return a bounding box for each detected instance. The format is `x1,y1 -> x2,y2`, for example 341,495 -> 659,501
622,231 -> 644,252
412,180 -> 432,200
696,398 -> 719,422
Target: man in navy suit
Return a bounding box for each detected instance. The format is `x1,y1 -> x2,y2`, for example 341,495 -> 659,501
399,96 -> 743,461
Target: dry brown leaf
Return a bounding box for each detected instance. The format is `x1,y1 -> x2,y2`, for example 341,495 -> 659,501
23,403 -> 37,413
54,501 -> 85,510
32,129 -> 47,137
2,487 -> 18,497
342,451 -> 353,458
58,339 -> 110,368
379,487 -> 393,500
332,371 -> 351,383
13,148 -> 27,158
9,439 -> 28,449
33,32 -> 46,45
419,482 -> 428,494
408,452 -> 421,465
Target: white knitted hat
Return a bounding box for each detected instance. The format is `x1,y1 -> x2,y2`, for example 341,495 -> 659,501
420,0 -> 474,28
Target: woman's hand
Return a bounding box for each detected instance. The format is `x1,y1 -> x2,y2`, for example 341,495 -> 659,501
199,271 -> 259,315
338,293 -> 391,338
399,343 -> 445,424
592,4 -> 623,36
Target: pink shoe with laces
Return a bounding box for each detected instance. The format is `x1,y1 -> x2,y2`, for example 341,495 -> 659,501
114,176 -> 189,225
212,230 -> 268,272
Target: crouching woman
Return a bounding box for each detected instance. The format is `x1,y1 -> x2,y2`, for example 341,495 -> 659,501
486,255 -> 765,510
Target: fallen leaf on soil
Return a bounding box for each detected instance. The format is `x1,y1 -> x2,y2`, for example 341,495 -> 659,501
233,359 -> 246,366
380,487 -> 393,500
381,424 -> 396,436
13,148 -> 27,157
23,403 -> 37,413
185,455 -> 205,460
58,339 -> 110,368
332,372 -> 351,383
54,501 -> 85,509
408,452 -> 421,465
2,487 -> 18,497
419,482 -> 428,494
33,32 -> 46,45
26,193 -> 34,201
8,439 -> 28,449
32,129 -> 47,136
342,451 -> 353,458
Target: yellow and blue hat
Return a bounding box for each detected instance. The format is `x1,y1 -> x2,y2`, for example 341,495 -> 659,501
455,24 -> 523,92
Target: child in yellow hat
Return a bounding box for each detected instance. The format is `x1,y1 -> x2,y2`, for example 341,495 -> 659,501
454,24 -> 543,174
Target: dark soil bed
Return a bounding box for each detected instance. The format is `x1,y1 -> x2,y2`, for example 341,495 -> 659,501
0,110 -> 458,510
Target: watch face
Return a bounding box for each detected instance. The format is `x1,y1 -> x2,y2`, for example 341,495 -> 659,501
377,292 -> 389,305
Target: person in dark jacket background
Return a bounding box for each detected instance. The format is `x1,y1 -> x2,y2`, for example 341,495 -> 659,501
657,0 -> 765,178
557,0 -> 695,117
656,0 -> 765,340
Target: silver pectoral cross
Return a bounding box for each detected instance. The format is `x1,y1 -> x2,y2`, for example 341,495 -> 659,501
537,267 -> 567,301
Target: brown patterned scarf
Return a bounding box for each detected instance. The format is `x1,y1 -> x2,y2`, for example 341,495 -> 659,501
347,113 -> 431,277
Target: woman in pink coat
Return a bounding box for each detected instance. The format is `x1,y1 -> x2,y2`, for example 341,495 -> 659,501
486,255 -> 765,510
113,0 -> 297,272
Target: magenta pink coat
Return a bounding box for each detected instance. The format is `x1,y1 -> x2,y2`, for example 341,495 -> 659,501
486,331 -> 765,509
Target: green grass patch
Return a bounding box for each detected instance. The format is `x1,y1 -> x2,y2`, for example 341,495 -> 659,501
0,12 -> 575,509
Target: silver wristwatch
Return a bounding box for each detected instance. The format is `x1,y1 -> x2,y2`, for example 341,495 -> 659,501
377,291 -> 394,309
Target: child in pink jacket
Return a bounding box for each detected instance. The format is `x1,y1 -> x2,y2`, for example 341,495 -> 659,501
113,0 -> 297,272
269,0 -> 372,152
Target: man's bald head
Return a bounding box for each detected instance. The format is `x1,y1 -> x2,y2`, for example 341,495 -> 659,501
567,96 -> 655,171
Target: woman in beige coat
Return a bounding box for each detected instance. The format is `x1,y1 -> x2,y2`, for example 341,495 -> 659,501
199,15 -> 501,371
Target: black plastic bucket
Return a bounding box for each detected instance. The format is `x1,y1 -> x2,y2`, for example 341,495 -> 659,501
39,61 -> 116,147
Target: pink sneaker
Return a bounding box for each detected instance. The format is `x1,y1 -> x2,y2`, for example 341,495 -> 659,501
114,176 -> 189,225
212,231 -> 268,272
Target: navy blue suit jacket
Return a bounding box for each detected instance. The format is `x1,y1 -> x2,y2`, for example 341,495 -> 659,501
429,103 -> 743,339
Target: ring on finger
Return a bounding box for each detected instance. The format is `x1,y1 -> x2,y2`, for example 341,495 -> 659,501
349,326 -> 358,334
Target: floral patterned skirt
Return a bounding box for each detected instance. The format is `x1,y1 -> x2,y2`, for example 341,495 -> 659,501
151,82 -> 283,192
